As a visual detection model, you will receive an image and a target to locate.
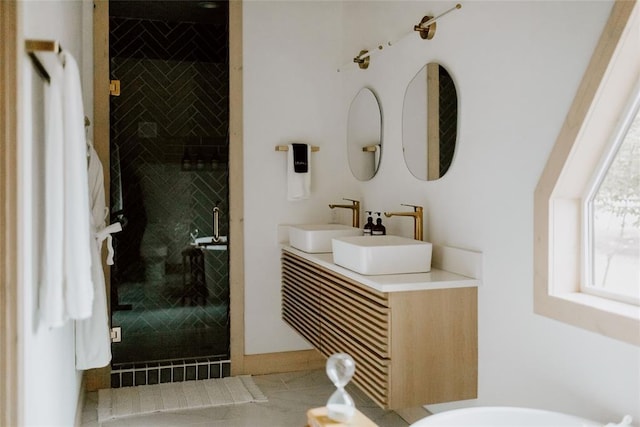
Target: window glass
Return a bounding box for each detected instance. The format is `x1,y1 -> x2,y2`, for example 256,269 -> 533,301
588,106 -> 640,305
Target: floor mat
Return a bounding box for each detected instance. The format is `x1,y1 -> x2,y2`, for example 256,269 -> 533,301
97,375 -> 267,422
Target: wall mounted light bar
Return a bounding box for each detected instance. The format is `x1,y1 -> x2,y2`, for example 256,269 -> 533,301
339,4 -> 462,72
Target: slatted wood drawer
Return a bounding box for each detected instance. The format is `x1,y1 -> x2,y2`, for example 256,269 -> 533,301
281,263 -> 321,348
282,251 -> 391,406
281,249 -> 478,410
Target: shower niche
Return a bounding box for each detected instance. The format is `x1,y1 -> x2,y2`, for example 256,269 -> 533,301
108,2 -> 230,384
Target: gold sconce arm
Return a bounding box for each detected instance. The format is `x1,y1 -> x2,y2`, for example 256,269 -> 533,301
414,4 -> 461,40
414,16 -> 437,40
353,50 -> 371,70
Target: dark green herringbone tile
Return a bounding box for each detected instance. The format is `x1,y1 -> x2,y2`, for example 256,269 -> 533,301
109,16 -> 229,364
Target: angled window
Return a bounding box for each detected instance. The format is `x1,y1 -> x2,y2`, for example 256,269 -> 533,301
583,91 -> 640,306
534,1 -> 640,346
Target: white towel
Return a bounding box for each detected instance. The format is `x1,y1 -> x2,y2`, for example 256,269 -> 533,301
287,143 -> 311,200
87,140 -> 122,265
74,218 -> 111,369
75,145 -> 120,369
62,52 -> 94,320
39,60 -> 66,328
38,51 -> 95,328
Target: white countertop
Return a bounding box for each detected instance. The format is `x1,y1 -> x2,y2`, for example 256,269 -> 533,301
282,245 -> 480,293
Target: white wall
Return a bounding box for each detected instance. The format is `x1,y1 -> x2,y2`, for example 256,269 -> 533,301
242,0 -> 640,423
243,0 -> 357,354
21,1 -> 89,425
17,0 -> 638,423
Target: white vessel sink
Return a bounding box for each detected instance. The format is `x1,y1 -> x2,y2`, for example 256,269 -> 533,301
332,235 -> 432,275
289,224 -> 362,253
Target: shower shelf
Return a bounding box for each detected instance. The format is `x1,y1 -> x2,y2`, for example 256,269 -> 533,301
197,244 -> 227,251
192,236 -> 228,251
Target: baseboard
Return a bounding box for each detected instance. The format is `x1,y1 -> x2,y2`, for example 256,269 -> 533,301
395,406 -> 432,424
74,374 -> 86,427
239,349 -> 325,376
84,365 -> 111,391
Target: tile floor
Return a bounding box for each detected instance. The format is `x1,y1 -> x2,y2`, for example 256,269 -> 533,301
81,369 -> 410,427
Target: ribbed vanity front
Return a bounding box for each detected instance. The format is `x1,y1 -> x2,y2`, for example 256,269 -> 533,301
281,249 -> 478,410
282,251 -> 391,407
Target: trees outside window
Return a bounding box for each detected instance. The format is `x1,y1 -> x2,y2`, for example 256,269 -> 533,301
586,101 -> 640,305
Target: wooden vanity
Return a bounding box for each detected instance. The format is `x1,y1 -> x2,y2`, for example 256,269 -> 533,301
281,246 -> 478,410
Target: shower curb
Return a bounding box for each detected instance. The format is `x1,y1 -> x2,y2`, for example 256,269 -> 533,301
110,356 -> 231,388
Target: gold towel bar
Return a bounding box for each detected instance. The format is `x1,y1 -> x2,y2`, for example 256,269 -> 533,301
26,39 -> 61,53
275,145 -> 320,152
25,39 -> 63,83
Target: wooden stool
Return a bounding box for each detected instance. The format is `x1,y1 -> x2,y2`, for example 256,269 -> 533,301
181,247 -> 208,305
306,407 -> 378,427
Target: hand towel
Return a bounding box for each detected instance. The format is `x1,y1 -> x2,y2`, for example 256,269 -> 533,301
287,143 -> 311,200
291,143 -> 308,173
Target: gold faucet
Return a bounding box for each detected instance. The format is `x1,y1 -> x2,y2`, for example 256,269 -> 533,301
329,198 -> 360,228
384,204 -> 423,241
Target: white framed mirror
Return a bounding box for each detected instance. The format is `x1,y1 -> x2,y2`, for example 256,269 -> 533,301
347,87 -> 382,181
403,63 -> 458,181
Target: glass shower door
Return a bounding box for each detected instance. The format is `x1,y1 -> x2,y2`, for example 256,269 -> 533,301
107,12 -> 230,382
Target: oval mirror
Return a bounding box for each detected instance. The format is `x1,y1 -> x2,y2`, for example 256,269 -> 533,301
347,87 -> 382,181
402,63 -> 458,181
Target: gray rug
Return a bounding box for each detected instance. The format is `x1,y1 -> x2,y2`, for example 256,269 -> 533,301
98,375 -> 267,422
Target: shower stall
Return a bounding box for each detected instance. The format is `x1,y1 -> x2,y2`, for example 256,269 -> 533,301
107,1 -> 230,387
